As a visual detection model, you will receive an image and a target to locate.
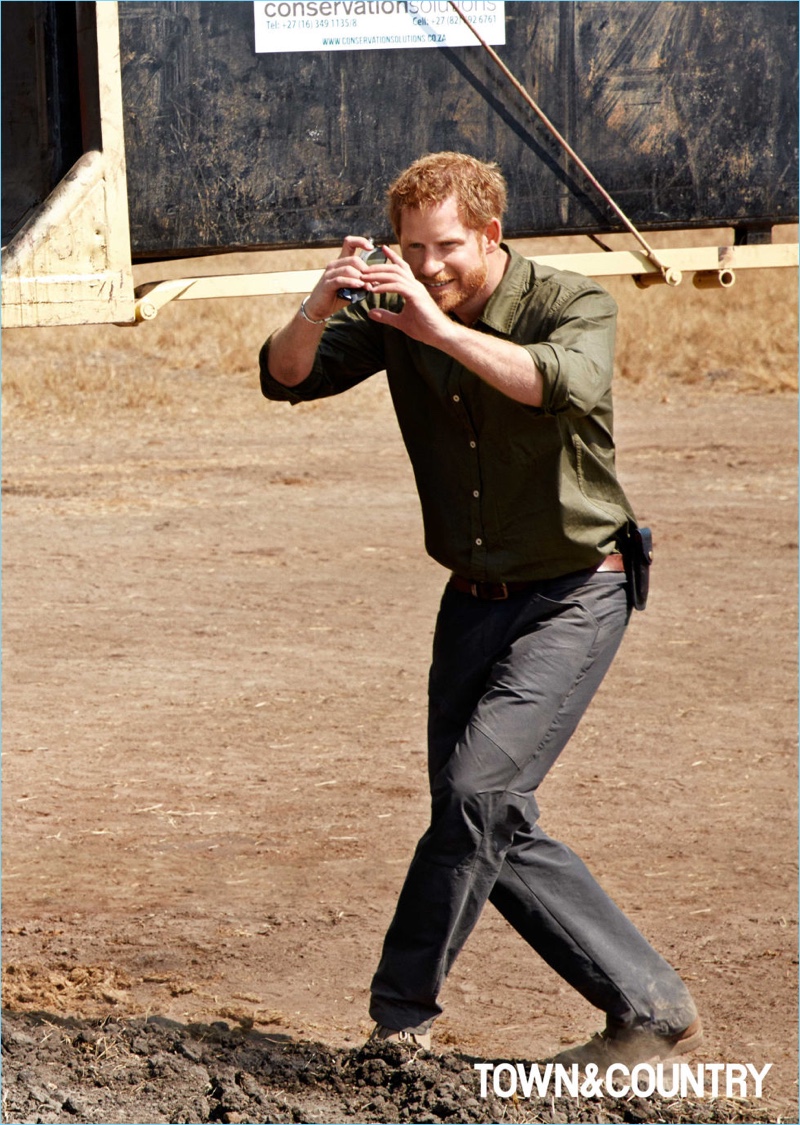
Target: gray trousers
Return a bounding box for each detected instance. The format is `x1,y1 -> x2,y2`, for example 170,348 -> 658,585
369,568 -> 697,1037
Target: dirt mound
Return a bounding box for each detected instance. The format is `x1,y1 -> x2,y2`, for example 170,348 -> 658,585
1,1010 -> 777,1125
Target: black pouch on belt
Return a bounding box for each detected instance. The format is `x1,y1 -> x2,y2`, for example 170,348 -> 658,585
622,522 -> 653,611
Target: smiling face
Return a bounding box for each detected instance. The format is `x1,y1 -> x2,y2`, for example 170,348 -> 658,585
398,196 -> 505,323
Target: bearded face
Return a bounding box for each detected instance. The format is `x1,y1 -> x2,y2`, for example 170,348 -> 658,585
419,253 -> 490,315
399,197 -> 499,323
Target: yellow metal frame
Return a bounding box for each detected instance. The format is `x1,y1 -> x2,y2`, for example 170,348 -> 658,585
1,3 -> 135,328
132,241 -> 798,322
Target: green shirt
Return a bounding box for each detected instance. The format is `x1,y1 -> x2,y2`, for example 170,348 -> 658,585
260,246 -> 636,582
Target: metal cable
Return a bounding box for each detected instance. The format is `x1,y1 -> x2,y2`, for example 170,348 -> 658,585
448,1 -> 681,284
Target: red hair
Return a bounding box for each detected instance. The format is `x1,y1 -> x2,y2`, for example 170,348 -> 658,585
388,152 -> 507,238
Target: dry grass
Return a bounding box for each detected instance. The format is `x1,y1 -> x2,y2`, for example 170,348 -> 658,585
2,230 -> 796,423
609,267 -> 798,394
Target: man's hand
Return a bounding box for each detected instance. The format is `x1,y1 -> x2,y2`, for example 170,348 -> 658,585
267,235 -> 376,387
360,244 -> 454,346
301,235 -> 377,323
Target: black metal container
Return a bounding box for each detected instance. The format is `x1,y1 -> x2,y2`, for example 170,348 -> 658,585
4,2 -> 798,257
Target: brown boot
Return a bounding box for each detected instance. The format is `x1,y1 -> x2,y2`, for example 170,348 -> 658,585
554,1017 -> 703,1068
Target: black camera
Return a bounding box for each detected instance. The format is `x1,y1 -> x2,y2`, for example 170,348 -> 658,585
337,246 -> 387,303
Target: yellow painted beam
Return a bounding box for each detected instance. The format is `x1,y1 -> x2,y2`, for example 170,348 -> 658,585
133,241 -> 798,321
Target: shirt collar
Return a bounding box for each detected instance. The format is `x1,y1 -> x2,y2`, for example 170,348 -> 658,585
475,245 -> 533,334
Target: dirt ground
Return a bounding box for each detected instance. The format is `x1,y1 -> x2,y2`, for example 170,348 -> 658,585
2,282 -> 798,1123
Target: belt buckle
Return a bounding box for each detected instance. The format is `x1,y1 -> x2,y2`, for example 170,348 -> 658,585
470,581 -> 509,600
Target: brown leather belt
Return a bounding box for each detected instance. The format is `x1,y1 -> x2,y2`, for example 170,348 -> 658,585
449,554 -> 625,601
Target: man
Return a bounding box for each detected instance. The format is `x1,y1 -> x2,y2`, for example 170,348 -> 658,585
259,152 -> 701,1066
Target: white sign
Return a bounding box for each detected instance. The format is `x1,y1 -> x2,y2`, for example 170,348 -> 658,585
253,2 -> 506,54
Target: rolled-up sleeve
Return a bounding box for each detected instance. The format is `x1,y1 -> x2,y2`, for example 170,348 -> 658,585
259,301 -> 388,404
522,285 -> 617,417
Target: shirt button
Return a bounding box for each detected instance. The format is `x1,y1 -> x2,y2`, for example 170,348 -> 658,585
475,538 -> 483,546
452,394 -> 460,402
469,440 -> 477,449
473,490 -> 480,498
